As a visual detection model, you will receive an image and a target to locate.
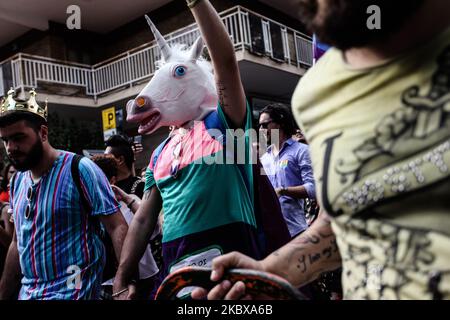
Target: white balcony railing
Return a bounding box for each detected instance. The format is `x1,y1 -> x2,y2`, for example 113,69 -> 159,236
0,6 -> 313,99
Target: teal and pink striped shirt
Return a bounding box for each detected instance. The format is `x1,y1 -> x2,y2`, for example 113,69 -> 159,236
144,103 -> 261,280
10,151 -> 120,300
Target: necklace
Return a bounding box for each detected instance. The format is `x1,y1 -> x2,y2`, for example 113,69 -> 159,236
170,128 -> 191,179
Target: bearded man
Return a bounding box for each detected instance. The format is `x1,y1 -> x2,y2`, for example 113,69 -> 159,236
0,90 -> 128,300
193,0 -> 450,300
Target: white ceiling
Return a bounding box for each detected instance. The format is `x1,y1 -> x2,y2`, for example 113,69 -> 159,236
0,0 -> 301,47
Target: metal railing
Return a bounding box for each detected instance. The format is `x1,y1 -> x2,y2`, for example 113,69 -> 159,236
9,55 -> 95,94
0,6 -> 313,99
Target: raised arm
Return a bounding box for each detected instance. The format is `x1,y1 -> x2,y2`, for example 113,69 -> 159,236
113,186 -> 162,299
189,0 -> 246,128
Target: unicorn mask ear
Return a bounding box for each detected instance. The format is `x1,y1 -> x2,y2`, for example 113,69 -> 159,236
145,15 -> 172,61
189,36 -> 204,62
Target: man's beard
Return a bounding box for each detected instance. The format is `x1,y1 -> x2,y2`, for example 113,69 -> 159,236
8,140 -> 44,172
297,0 -> 425,50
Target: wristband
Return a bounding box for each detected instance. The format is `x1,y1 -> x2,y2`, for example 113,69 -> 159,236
186,0 -> 203,9
112,287 -> 129,298
127,199 -> 136,208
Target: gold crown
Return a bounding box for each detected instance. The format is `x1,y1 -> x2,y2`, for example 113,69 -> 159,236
1,88 -> 48,121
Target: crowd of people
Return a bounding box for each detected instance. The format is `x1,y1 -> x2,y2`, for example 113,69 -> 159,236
0,0 -> 449,300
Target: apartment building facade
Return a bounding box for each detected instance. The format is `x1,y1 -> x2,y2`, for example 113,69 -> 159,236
0,0 -> 313,169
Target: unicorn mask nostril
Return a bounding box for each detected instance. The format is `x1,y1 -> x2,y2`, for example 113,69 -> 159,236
130,96 -> 152,113
136,97 -> 146,108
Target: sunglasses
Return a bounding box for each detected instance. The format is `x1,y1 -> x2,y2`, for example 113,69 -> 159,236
25,186 -> 36,220
259,120 -> 274,129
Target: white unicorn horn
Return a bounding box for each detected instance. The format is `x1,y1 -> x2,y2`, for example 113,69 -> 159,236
145,15 -> 171,61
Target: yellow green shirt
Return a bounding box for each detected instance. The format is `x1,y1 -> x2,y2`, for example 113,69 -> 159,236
292,26 -> 450,299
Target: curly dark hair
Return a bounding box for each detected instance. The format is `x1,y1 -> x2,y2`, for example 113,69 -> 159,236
259,103 -> 298,136
91,154 -> 119,181
105,135 -> 134,171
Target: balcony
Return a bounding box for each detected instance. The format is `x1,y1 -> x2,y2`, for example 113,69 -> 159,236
0,6 -> 313,102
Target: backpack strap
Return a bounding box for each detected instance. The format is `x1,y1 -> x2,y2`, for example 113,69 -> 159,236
71,154 -> 91,213
71,155 -> 118,279
71,154 -> 105,239
151,136 -> 172,169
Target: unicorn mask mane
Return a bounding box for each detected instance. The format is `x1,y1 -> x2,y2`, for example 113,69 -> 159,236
126,16 -> 218,135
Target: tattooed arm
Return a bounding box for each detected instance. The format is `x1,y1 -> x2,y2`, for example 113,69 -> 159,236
189,0 -> 246,128
263,211 -> 340,287
113,187 -> 162,299
192,211 -> 341,300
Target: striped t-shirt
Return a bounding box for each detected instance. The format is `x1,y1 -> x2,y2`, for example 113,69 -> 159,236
10,151 -> 120,300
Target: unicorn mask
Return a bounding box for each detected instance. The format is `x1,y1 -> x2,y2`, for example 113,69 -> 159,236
126,16 -> 218,135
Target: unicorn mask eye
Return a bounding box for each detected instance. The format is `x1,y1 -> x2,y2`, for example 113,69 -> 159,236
174,66 -> 187,77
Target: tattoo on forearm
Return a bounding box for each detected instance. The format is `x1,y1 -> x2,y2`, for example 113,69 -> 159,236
292,233 -> 320,245
322,246 -> 333,259
318,229 -> 334,238
217,82 -> 228,109
268,213 -> 339,284
294,239 -> 338,273
297,255 -> 307,273
294,238 -> 339,274
304,235 -> 320,244
309,252 -> 321,264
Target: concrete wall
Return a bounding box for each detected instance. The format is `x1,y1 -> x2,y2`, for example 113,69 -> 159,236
0,22 -> 105,64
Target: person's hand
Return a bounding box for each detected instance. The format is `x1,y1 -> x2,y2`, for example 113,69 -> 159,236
111,185 -> 131,204
275,188 -> 282,197
191,252 -> 266,300
112,277 -> 137,300
132,143 -> 144,155
275,188 -> 287,197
